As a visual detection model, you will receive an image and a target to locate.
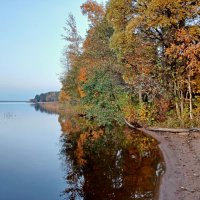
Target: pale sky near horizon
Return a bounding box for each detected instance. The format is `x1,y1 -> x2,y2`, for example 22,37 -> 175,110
0,0 -> 106,101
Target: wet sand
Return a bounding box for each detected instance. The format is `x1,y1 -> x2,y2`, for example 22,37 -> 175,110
140,128 -> 200,200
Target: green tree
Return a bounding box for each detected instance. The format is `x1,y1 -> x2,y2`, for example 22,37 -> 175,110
82,68 -> 125,127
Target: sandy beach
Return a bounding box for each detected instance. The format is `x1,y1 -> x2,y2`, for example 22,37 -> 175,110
140,128 -> 200,200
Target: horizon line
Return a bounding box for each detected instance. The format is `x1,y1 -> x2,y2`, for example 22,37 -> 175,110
0,100 -> 30,102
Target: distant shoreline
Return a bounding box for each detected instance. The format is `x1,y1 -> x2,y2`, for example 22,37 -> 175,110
0,101 -> 59,103
0,101 -> 30,103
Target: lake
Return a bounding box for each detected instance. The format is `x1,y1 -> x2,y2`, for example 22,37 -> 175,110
0,103 -> 164,200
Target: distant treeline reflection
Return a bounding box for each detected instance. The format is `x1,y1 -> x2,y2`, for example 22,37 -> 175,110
31,103 -> 59,115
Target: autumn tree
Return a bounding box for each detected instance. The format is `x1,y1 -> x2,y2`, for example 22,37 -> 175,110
81,0 -> 105,27
62,14 -> 82,67
106,0 -> 200,123
166,27 -> 200,121
60,14 -> 83,103
60,0 -> 200,128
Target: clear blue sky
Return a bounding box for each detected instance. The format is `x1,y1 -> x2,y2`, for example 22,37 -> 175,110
0,0 -> 106,101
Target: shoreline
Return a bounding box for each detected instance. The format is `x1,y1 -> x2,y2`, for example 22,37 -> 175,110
33,102 -> 200,199
139,128 -> 200,200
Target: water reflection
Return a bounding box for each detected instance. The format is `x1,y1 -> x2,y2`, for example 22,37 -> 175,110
0,103 -> 65,200
29,103 -> 164,200
0,112 -> 16,120
58,113 -> 164,200
31,103 -> 58,115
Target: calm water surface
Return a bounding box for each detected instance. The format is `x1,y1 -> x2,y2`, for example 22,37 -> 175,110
0,103 -> 164,200
0,103 -> 65,200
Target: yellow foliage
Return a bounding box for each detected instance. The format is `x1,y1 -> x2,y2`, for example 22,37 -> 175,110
122,104 -> 135,122
77,67 -> 88,98
137,103 -> 148,123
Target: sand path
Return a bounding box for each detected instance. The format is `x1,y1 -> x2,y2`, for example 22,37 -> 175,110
140,128 -> 200,200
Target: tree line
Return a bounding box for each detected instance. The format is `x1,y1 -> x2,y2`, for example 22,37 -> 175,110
31,92 -> 59,103
60,0 -> 200,128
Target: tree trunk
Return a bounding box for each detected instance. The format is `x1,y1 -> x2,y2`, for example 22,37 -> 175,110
174,81 -> 181,121
188,74 -> 193,120
180,90 -> 184,118
148,127 -> 200,133
175,102 -> 181,121
138,87 -> 142,103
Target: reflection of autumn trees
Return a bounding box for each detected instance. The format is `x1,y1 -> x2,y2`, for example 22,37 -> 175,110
58,113 -> 163,200
32,103 -> 59,115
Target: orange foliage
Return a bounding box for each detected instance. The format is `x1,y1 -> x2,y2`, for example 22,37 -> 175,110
166,28 -> 200,88
91,129 -> 104,141
81,0 -> 105,26
82,28 -> 95,51
62,119 -> 73,133
77,67 -> 88,98
78,67 -> 87,82
154,98 -> 170,121
76,133 -> 89,166
59,90 -> 70,102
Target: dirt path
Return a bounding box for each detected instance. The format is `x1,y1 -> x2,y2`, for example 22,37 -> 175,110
140,128 -> 200,200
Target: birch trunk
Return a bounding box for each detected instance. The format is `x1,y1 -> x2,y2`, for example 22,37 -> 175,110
188,74 -> 193,120
138,87 -> 142,103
